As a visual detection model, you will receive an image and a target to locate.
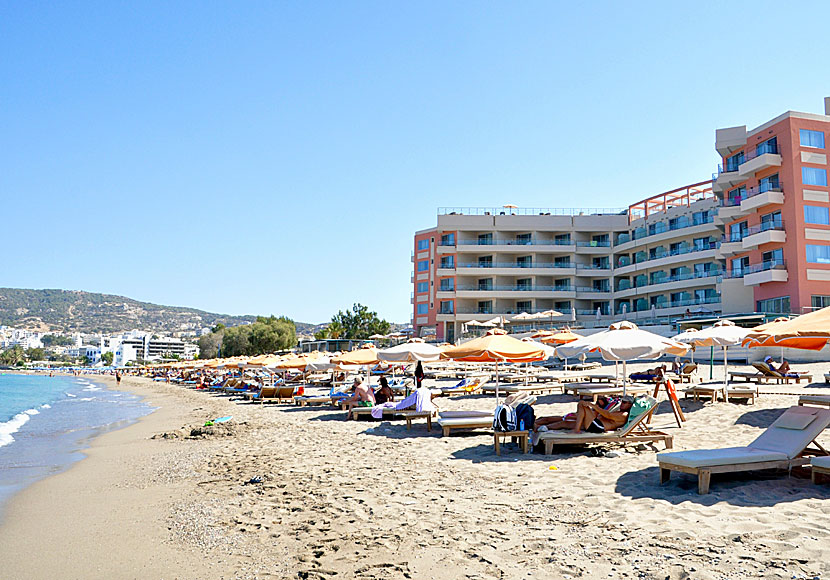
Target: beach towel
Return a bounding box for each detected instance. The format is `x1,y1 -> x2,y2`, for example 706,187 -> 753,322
371,387 -> 436,418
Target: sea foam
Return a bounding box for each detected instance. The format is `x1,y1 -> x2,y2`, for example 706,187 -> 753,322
0,410 -> 36,448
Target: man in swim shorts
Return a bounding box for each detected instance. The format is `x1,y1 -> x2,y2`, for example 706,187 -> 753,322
343,377 -> 376,420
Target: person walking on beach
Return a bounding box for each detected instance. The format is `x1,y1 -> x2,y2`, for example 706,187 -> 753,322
115,370 -> 122,385
414,361 -> 425,389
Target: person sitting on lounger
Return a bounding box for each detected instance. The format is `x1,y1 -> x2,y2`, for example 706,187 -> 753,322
535,396 -> 614,430
343,377 -> 376,420
534,396 -> 633,434
374,376 -> 394,405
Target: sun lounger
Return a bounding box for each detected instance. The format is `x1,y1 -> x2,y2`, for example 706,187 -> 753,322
537,396 -> 671,454
437,411 -> 493,436
752,362 -> 813,384
582,374 -> 616,383
657,406 -> 830,494
812,456 -> 830,484
439,376 -> 489,396
293,394 -> 334,406
668,363 -> 698,384
683,383 -> 756,404
798,395 -> 830,408
351,406 -> 402,420
728,370 -> 764,384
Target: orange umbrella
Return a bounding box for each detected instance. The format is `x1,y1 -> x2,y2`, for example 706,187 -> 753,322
539,329 -> 581,345
331,345 -> 380,366
440,329 -> 546,401
743,307 -> 830,350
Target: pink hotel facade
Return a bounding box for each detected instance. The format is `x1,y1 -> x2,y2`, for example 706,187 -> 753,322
413,100 -> 830,342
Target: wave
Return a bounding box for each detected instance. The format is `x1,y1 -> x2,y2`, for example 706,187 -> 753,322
65,392 -> 77,398
0,409 -> 37,448
41,404 -> 51,409
82,386 -> 101,392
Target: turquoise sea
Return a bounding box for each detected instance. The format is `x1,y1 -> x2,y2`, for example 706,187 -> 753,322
0,373 -> 152,517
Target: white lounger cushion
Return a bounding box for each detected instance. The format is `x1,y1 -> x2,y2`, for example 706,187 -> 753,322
800,395 -> 830,404
437,417 -> 492,428
657,447 -> 788,468
438,410 -> 492,418
812,456 -> 830,469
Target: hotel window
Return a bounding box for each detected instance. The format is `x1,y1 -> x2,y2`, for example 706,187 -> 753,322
477,278 -> 493,291
516,233 -> 532,245
806,244 -> 830,264
804,206 -> 830,225
649,246 -> 666,260
554,278 -> 570,290
554,256 -> 571,267
727,186 -> 745,204
554,233 -> 571,245
477,301 -> 493,314
478,256 -> 493,267
668,216 -> 689,231
760,210 -> 782,230
417,239 -> 429,250
731,256 -> 749,276
762,249 -> 784,268
729,221 -> 749,242
759,173 -> 780,192
517,255 -> 532,268
649,271 -> 666,285
417,260 -> 429,272
478,233 -> 493,245
803,167 -> 828,186
592,234 -> 609,246
756,137 -> 778,156
757,297 -> 790,314
440,256 -> 454,269
554,301 -> 570,310
593,279 -> 610,292
647,222 -> 666,236
440,233 -> 455,246
416,282 -> 429,293
439,301 -> 454,314
649,295 -> 666,307
416,304 -> 429,315
516,301 -> 532,312
812,295 -> 830,309
592,257 -> 609,269
516,278 -> 532,290
671,292 -> 691,306
439,278 -> 454,291
800,129 -> 825,149
726,151 -> 744,172
692,210 -> 711,226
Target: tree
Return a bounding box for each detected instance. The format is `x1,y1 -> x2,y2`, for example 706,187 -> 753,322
211,322 -> 226,333
101,351 -> 114,366
0,345 -> 26,366
220,316 -> 297,357
198,330 -> 224,359
26,347 -> 46,362
330,304 -> 390,340
41,334 -> 73,347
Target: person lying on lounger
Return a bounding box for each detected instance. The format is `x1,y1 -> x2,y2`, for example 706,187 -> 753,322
534,396 -> 613,429
535,396 -> 633,434
629,365 -> 666,382
763,356 -> 791,375
342,377 -> 376,420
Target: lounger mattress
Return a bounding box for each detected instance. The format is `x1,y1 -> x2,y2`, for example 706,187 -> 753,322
657,447 -> 787,468
812,456 -> 830,469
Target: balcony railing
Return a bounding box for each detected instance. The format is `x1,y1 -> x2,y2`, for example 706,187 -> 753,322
438,207 -> 626,216
726,260 -> 786,279
575,240 -> 611,247
631,294 -> 721,312
744,142 -> 779,161
614,215 -> 715,246
616,241 -> 719,267
454,307 -> 574,315
456,237 -> 571,246
458,262 -> 577,269
455,284 -> 611,293
630,269 -> 721,289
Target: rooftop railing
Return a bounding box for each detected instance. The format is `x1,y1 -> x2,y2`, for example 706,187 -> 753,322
439,207 -> 627,216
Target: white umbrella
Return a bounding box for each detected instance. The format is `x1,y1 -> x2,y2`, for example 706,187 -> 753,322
511,312 -> 535,321
556,321 -> 689,395
673,320 -> 748,401
305,355 -> 335,372
377,340 -> 442,362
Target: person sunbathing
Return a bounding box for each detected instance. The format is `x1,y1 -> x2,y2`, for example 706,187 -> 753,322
535,396 -> 612,429
343,377 -> 376,420
764,356 -> 791,375
535,396 -> 633,434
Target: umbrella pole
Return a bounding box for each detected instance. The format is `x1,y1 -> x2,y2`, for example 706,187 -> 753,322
709,346 -> 714,380
722,346 -> 728,403
622,360 -> 627,397
495,361 -> 500,405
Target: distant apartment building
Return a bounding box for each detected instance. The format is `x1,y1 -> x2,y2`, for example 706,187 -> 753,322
714,98 -> 830,315
413,99 -> 830,341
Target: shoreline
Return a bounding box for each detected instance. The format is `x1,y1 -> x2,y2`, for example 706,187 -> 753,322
0,375 -> 234,579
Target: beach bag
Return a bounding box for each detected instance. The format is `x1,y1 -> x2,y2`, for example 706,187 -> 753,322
514,403 -> 535,432
493,404 -> 517,432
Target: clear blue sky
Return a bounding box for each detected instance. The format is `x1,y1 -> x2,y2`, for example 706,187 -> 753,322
3,2 -> 829,324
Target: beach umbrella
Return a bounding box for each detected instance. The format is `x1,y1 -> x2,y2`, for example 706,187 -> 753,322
511,312 -> 535,323
331,345 -> 380,386
440,328 -> 546,402
305,355 -> 335,372
539,329 -> 580,345
674,320 -> 749,399
531,330 -> 554,339
556,321 -> 689,394
377,339 -> 442,362
534,309 -> 563,330
742,307 -> 830,351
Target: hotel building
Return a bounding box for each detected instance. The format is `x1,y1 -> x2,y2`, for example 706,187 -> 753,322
412,99 -> 830,342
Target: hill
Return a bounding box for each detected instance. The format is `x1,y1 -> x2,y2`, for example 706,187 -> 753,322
0,288 -> 315,335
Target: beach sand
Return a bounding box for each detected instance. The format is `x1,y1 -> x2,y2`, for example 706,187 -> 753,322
1,364 -> 829,579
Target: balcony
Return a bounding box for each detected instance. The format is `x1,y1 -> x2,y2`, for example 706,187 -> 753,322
454,237 -> 576,252
614,242 -> 719,275
614,269 -> 721,298
742,261 -> 788,286
713,164 -> 743,192
738,149 -> 782,177
741,222 -> 786,249
740,186 -> 784,213
715,240 -> 743,258
456,261 -> 577,275
715,126 -> 747,157
614,215 -> 716,251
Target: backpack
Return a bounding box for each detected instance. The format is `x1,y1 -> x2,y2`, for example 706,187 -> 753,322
514,403 -> 535,432
493,404 -> 517,432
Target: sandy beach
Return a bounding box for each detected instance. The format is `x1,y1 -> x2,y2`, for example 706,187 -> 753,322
1,365 -> 829,580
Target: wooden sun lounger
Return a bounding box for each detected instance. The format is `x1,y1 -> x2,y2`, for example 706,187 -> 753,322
293,395 -> 333,406
658,406 -> 830,494
437,414 -> 493,436
574,384 -> 654,402
481,383 -> 562,396
350,406 -> 403,420
752,362 -> 813,384
538,396 -> 671,454
799,395 -> 830,408
813,456 -> 830,484
582,374 -> 616,383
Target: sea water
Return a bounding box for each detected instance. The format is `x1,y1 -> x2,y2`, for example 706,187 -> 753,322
0,373 -> 152,517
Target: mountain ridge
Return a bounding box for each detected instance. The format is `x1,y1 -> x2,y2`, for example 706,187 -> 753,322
0,288 -> 322,335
